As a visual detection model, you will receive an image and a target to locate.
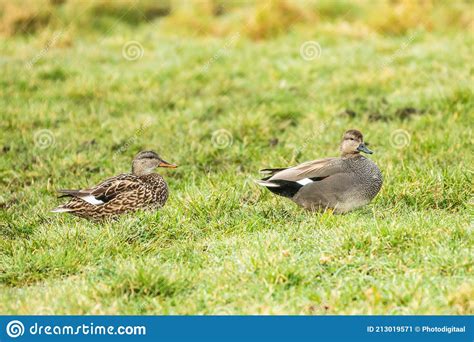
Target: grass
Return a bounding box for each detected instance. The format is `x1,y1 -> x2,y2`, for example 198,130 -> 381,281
0,2 -> 473,314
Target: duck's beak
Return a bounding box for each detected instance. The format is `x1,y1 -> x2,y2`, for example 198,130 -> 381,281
357,142 -> 373,154
159,160 -> 178,168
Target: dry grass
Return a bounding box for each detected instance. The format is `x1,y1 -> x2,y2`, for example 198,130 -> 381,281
367,0 -> 434,35
1,0 -> 472,38
244,1 -> 314,40
0,0 -> 52,36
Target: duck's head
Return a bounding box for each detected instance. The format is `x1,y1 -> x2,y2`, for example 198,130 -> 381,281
132,150 -> 177,176
340,129 -> 373,157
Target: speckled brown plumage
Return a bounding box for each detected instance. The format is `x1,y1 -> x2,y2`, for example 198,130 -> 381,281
52,151 -> 176,221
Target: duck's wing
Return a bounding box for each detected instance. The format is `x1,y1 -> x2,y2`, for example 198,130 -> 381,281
259,167 -> 289,177
57,174 -> 142,205
266,158 -> 341,182
256,158 -> 343,197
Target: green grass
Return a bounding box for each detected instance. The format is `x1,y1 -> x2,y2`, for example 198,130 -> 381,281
0,16 -> 473,314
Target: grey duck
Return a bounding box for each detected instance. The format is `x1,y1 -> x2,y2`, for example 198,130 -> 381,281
256,129 -> 383,213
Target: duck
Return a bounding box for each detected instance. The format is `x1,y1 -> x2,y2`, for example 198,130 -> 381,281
52,151 -> 177,220
256,129 -> 383,213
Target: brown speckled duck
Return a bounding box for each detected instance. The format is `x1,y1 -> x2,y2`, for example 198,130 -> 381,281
257,129 -> 383,213
52,151 -> 177,220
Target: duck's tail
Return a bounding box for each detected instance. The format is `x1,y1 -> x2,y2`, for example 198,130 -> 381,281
254,178 -> 303,198
254,179 -> 281,187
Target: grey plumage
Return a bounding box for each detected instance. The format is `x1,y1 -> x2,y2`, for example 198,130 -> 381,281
257,129 -> 383,213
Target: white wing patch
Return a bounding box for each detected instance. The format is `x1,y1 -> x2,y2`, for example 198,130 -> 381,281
80,195 -> 104,205
296,178 -> 313,186
51,207 -> 74,213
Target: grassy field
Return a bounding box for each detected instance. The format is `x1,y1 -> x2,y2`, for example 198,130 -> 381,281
0,1 -> 473,314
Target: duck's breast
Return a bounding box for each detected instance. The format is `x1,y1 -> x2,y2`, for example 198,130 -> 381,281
139,174 -> 169,207
348,157 -> 383,201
